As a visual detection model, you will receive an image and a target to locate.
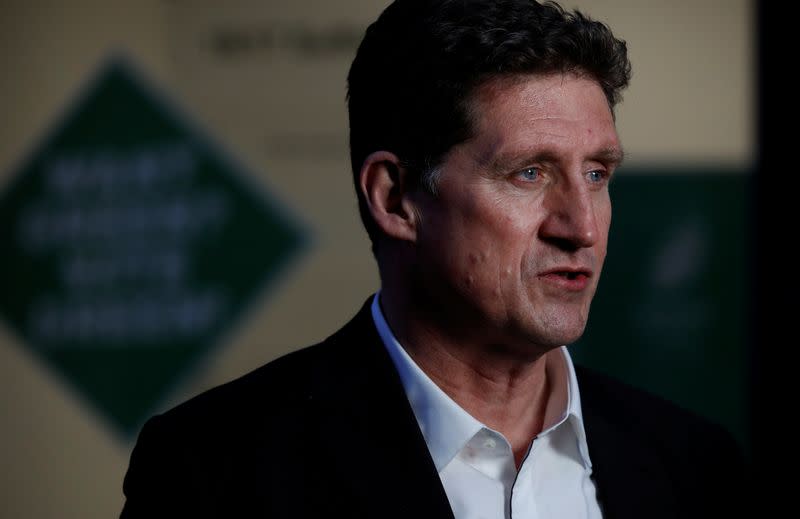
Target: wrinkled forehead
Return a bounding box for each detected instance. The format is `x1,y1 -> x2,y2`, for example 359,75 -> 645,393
468,70 -> 611,118
454,72 -> 622,170
466,72 -> 616,135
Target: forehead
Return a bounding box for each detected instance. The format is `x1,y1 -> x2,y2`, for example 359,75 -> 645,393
470,71 -> 612,118
463,72 -> 620,165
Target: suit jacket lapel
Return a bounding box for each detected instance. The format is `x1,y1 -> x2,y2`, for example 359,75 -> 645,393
308,298 -> 455,518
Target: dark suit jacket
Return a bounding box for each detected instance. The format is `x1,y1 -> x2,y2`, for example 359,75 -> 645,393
120,297 -> 749,518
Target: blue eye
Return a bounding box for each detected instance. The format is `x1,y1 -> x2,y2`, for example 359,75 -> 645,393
519,167 -> 539,181
588,170 -> 605,183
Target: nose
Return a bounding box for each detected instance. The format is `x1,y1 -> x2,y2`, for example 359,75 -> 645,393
538,182 -> 601,251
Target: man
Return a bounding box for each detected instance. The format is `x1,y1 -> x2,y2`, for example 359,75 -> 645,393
120,1 -> 748,517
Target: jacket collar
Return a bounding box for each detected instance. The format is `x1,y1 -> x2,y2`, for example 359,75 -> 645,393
306,296 -> 456,518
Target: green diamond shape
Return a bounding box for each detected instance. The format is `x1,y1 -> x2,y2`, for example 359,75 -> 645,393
0,56 -> 308,438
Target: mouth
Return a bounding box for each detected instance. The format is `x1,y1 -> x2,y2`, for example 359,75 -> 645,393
558,271 -> 587,280
539,268 -> 592,291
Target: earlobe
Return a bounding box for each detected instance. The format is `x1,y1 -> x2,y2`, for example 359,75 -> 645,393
359,151 -> 418,242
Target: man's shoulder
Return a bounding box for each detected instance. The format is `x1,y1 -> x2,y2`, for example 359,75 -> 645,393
575,364 -> 725,430
138,296 -> 378,435
574,363 -> 745,467
159,341 -> 331,425
573,365 -> 751,517
121,328 -> 371,518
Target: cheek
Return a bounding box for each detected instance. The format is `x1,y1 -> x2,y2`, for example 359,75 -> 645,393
474,211 -> 530,265
457,218 -> 519,286
436,193 -> 536,280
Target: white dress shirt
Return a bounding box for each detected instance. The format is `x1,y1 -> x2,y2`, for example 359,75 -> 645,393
371,293 -> 603,519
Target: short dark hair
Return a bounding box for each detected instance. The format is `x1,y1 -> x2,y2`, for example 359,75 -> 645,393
347,0 -> 631,244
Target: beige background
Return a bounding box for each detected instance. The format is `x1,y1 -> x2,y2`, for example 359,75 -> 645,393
0,1 -> 753,518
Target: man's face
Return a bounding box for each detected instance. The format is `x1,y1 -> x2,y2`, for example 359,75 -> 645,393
410,72 -> 622,353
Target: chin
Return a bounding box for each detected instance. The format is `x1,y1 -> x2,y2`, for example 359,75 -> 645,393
518,317 -> 588,349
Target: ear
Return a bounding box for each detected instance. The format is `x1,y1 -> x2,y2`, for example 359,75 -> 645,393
359,151 -> 420,242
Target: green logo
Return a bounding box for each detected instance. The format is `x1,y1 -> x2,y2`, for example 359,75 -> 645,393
0,56 -> 307,438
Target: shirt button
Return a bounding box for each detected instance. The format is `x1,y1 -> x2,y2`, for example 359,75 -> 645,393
483,438 -> 496,449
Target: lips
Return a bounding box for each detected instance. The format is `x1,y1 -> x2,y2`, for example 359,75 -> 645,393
539,267 -> 592,291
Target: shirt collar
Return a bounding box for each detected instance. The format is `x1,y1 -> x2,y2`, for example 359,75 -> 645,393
372,292 -> 482,470
371,291 -> 593,471
562,340 -> 594,469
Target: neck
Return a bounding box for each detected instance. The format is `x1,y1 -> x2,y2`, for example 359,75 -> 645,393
378,290 -> 556,463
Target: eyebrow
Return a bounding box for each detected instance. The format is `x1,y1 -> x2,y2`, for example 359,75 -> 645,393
593,146 -> 626,167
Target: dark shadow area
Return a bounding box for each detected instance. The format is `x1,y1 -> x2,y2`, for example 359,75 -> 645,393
753,0 -> 790,512
571,169 -> 751,455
